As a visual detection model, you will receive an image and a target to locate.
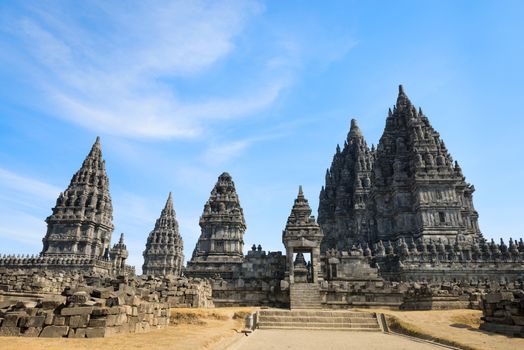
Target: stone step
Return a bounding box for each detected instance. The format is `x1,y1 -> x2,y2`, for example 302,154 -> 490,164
258,322 -> 380,329
257,309 -> 380,331
257,325 -> 381,332
259,310 -> 374,318
258,316 -> 379,324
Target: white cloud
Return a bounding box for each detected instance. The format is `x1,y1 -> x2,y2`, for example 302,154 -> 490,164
0,167 -> 61,204
6,1 -> 286,139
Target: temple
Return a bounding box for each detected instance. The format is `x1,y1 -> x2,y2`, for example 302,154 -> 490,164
185,172 -> 247,279
142,192 -> 184,276
1,86 -> 523,334
319,119 -> 375,251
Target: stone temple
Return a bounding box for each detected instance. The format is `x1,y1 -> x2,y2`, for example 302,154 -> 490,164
1,86 -> 524,339
142,192 -> 184,277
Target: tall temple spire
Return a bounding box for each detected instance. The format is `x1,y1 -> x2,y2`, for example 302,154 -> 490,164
186,172 -> 246,278
319,117 -> 375,252
370,85 -> 481,244
142,192 -> 184,276
42,137 -> 114,258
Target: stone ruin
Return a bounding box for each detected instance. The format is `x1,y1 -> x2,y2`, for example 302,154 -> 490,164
480,290 -> 524,337
1,85 -> 523,338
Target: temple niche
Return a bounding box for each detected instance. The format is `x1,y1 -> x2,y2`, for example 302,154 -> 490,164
185,172 -> 247,279
142,192 -> 184,277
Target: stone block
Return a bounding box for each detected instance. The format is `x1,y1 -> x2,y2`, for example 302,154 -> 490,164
85,327 -> 107,338
0,326 -> 20,336
40,325 -> 69,338
91,307 -> 109,317
88,318 -> 107,327
44,311 -> 54,325
485,292 -> 502,304
92,288 -> 114,299
513,315 -> 524,326
4,313 -> 21,327
40,299 -> 63,310
61,306 -> 94,316
70,328 -> 87,338
53,316 -> 66,326
69,314 -> 90,328
22,315 -> 46,328
20,327 -> 42,337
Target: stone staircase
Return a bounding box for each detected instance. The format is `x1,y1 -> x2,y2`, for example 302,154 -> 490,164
290,283 -> 321,309
257,309 -> 381,331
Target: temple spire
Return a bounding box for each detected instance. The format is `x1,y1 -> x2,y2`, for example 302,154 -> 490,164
42,137 -> 113,258
396,84 -> 412,110
348,118 -> 363,140
142,192 -> 184,277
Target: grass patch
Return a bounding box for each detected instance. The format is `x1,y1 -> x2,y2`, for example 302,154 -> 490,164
232,311 -> 252,320
170,309 -> 229,326
386,315 -> 479,350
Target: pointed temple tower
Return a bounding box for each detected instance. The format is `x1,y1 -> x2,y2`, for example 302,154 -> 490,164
318,119 -> 375,252
142,192 -> 184,277
185,172 -> 246,278
369,85 -> 482,244
42,137 -> 114,258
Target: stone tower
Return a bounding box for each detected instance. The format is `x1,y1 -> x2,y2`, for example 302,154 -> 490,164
185,172 -> 246,278
369,85 -> 482,244
42,137 -> 114,258
142,192 -> 184,277
110,233 -> 129,275
283,186 -> 324,284
318,119 -> 375,252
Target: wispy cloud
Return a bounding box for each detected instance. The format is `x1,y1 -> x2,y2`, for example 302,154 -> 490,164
2,1 -> 288,139
0,167 -> 62,250
0,167 -> 61,205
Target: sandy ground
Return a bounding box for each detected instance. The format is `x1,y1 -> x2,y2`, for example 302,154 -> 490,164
366,308 -> 524,350
226,329 -> 443,350
0,307 -> 254,350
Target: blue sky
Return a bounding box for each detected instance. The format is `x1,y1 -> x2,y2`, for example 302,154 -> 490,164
1,1 -> 523,272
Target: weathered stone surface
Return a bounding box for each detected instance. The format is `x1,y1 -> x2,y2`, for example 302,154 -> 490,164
20,327 -> 42,337
68,314 -> 90,328
0,326 -> 20,336
40,325 -> 69,338
85,327 -> 107,338
61,306 -> 94,316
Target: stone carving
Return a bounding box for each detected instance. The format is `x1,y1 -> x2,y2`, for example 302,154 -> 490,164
142,193 -> 184,277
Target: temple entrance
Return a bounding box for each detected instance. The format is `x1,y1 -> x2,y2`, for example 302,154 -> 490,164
292,251 -> 312,283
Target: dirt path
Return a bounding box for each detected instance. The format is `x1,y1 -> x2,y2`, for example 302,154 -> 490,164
226,329 -> 443,350
0,308 -> 253,350
367,308 -> 524,350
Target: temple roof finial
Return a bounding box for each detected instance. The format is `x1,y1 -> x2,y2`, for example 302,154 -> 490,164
119,232 -> 124,244
298,185 -> 304,197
